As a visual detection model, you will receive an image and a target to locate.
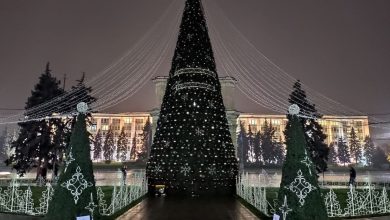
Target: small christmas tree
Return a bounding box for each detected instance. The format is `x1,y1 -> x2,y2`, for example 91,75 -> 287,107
277,105 -> 327,220
130,133 -> 137,161
363,136 -> 375,166
93,129 -> 103,161
337,138 -> 350,166
46,103 -> 99,220
103,128 -> 114,162
349,127 -> 362,164
116,128 -> 128,162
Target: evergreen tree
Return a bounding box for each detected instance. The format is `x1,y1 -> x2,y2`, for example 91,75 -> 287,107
337,138 -> 350,166
247,125 -> 254,163
349,127 -> 362,164
103,128 -> 114,162
138,117 -> 152,162
130,133 -> 137,161
0,128 -> 8,163
253,131 -> 262,165
372,147 -> 389,169
237,122 -> 248,169
274,140 -> 285,166
93,130 -> 103,161
6,63 -> 65,176
328,142 -> 338,164
287,80 -> 329,173
363,136 -> 375,167
277,114 -> 327,220
116,128 -> 128,162
59,72 -> 96,116
46,113 -> 100,220
260,120 -> 275,165
147,0 -> 237,196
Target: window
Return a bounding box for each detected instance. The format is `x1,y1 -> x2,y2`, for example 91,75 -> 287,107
112,125 -> 120,131
101,118 -> 109,124
135,119 -> 144,124
112,119 -> 121,124
249,119 -> 256,125
271,119 -> 281,125
124,118 -> 132,124
124,124 -> 132,131
136,124 -> 144,131
102,125 -> 109,131
135,118 -> 144,130
90,124 -> 97,132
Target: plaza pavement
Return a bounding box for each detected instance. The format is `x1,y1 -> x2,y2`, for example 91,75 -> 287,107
117,197 -> 259,220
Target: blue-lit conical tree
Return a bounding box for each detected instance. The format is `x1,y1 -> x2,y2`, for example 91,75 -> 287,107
146,0 -> 238,196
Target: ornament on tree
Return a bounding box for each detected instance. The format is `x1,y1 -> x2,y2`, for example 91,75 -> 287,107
285,169 -> 317,206
288,104 -> 300,115
76,102 -> 88,114
279,195 -> 292,220
64,151 -> 75,172
84,193 -> 98,216
195,128 -> 204,136
180,165 -> 191,176
61,166 -> 93,204
300,151 -> 313,176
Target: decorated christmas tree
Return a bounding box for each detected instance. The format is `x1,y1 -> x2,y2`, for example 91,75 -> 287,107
146,0 -> 238,196
45,103 -> 100,220
277,105 -> 327,220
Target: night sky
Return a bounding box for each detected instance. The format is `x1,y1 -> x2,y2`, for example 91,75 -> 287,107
0,0 -> 389,135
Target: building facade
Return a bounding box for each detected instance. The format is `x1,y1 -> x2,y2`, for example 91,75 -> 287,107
238,114 -> 370,145
88,113 -> 151,159
87,76 -> 370,161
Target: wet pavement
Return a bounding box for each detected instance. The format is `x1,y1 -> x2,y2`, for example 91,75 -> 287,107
117,197 -> 260,220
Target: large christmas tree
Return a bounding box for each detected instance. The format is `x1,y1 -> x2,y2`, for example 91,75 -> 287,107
46,106 -> 100,220
277,106 -> 327,220
146,0 -> 238,196
7,63 -> 65,177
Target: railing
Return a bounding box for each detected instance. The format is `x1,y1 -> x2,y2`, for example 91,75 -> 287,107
0,171 -> 147,217
236,172 -> 269,216
237,170 -> 390,218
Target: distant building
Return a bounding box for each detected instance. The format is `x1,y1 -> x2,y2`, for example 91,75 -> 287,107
238,114 -> 370,145
87,76 -> 370,161
88,113 -> 151,160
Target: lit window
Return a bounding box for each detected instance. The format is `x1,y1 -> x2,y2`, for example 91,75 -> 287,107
101,118 -> 109,124
249,119 -> 256,125
124,118 -> 131,124
102,125 -> 109,131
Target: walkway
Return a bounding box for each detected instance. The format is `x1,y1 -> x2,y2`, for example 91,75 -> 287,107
117,197 -> 260,220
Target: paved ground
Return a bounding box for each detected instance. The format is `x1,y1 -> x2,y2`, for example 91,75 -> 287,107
117,197 -> 260,220
0,213 -> 41,220
354,217 -> 390,220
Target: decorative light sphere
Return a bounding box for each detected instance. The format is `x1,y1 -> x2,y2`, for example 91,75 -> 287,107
288,104 -> 300,115
77,102 -> 89,113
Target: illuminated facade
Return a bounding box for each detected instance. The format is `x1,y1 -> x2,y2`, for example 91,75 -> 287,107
87,76 -> 370,161
238,114 -> 370,145
88,113 -> 151,155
